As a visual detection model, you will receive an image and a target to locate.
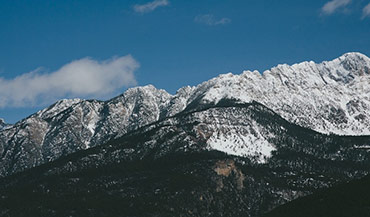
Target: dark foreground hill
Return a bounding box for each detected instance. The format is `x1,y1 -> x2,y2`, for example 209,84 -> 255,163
1,102 -> 370,217
264,174 -> 370,217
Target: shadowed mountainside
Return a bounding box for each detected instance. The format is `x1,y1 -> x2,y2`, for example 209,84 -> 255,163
1,102 -> 370,217
264,174 -> 370,217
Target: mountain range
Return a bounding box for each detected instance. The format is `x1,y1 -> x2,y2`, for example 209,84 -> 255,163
0,52 -> 369,216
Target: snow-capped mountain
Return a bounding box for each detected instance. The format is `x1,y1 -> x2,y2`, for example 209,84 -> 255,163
0,52 -> 369,177
0,119 -> 11,131
183,52 -> 370,135
0,85 -> 171,176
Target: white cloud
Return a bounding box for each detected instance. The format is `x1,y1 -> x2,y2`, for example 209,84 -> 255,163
321,0 -> 352,15
0,55 -> 139,108
133,0 -> 169,13
362,3 -> 370,19
194,14 -> 231,26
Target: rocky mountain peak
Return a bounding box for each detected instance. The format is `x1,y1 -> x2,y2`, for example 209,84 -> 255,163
319,52 -> 370,83
36,98 -> 83,119
0,118 -> 11,131
122,84 -> 171,98
337,52 -> 370,67
0,119 -> 5,130
114,84 -> 172,110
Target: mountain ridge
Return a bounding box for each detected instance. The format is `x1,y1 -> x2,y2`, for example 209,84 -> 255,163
0,52 -> 369,177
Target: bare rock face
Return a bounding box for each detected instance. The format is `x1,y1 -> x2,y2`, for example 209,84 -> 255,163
1,52 -> 370,177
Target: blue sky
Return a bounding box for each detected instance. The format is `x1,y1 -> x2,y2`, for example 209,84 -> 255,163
0,0 -> 370,123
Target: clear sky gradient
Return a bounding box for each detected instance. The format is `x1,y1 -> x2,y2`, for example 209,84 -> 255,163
1,0 -> 370,123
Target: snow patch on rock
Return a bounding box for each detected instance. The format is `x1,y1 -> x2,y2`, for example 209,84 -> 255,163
207,131 -> 275,163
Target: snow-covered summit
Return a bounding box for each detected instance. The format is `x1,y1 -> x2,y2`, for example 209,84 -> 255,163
179,52 -> 370,135
318,52 -> 370,84
37,98 -> 83,119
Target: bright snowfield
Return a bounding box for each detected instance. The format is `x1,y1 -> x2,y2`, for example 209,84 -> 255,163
204,120 -> 276,163
0,52 -> 369,170
206,132 -> 275,163
188,106 -> 277,163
